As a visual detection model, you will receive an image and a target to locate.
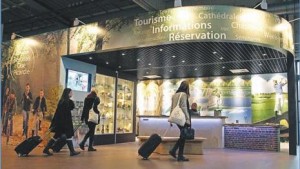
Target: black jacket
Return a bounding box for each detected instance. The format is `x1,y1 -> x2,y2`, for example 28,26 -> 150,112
50,99 -> 75,138
22,92 -> 33,111
81,95 -> 100,124
33,96 -> 47,113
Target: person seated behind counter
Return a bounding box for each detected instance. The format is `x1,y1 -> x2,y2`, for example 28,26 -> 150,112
190,103 -> 200,116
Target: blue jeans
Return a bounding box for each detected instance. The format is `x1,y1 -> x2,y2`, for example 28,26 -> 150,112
22,110 -> 29,136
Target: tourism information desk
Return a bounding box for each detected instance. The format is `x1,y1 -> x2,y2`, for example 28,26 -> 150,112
137,116 -> 227,148
223,124 -> 280,152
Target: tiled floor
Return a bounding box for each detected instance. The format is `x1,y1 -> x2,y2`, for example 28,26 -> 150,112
1,142 -> 299,169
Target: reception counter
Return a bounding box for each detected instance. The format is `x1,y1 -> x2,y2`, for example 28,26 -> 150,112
137,116 -> 227,148
224,124 -> 280,151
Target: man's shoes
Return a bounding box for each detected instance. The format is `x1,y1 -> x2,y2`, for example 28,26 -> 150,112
169,150 -> 176,159
177,156 -> 189,162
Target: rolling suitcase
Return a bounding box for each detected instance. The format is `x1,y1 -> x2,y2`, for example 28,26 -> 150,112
138,133 -> 162,159
14,136 -> 43,157
51,124 -> 82,153
51,137 -> 67,152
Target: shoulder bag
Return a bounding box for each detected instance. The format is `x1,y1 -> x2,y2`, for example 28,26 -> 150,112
88,98 -> 99,124
168,93 -> 186,126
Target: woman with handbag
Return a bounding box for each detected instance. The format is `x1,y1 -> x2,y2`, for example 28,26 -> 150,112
79,88 -> 100,151
43,88 -> 80,156
169,81 -> 191,162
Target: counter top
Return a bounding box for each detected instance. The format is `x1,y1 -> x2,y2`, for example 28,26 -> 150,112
224,123 -> 280,128
137,115 -> 227,119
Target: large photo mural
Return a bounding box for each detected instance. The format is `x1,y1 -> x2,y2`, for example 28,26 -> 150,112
137,73 -> 288,124
1,30 -> 68,146
137,76 -> 252,124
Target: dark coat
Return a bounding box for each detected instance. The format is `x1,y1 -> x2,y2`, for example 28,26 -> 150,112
81,94 -> 100,124
33,96 -> 47,113
50,99 -> 75,138
22,92 -> 33,111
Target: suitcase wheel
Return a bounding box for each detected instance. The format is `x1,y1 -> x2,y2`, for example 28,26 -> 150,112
18,153 -> 28,157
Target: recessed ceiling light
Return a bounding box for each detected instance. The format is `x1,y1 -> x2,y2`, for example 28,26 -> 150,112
118,66 -> 122,68
169,70 -> 172,72
262,53 -> 267,56
258,63 -> 262,66
230,69 -> 249,73
194,68 -> 198,70
182,60 -> 185,63
220,57 -> 223,60
148,63 -> 152,66
213,51 -> 217,54
122,52 -> 125,56
143,75 -> 161,79
89,57 -> 93,60
172,55 -> 176,58
137,58 -> 140,62
222,66 -> 225,69
159,49 -> 163,51
106,61 -> 109,64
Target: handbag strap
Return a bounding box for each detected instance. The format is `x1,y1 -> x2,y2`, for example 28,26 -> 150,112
176,93 -> 183,106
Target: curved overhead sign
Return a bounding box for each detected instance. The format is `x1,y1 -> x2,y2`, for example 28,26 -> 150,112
101,5 -> 294,54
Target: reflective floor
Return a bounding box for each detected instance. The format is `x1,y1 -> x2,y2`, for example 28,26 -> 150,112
1,142 -> 299,169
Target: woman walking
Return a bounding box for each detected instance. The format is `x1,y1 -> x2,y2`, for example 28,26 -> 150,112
169,81 -> 191,162
79,88 -> 100,151
43,88 -> 80,156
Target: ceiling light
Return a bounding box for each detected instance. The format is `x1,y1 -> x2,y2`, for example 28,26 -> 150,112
106,61 -> 109,65
230,69 -> 249,73
213,51 -> 217,54
174,0 -> 182,7
194,68 -> 198,71
222,66 -> 226,69
182,60 -> 185,63
118,66 -> 122,68
220,57 -> 223,60
137,58 -> 140,62
169,70 -> 172,72
146,72 -> 149,74
262,53 -> 267,56
11,32 -> 23,40
148,63 -> 152,66
89,57 -> 93,60
143,75 -> 161,79
122,52 -> 126,56
159,49 -> 163,52
258,63 -> 262,66
254,0 -> 268,10
73,18 -> 86,26
172,55 -> 176,58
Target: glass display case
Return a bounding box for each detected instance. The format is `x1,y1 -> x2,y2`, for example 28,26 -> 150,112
94,74 -> 115,135
116,78 -> 134,133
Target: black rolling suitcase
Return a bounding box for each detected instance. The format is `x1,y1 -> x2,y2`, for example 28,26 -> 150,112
51,137 -> 67,152
14,136 -> 43,157
138,134 -> 162,159
51,124 -> 82,153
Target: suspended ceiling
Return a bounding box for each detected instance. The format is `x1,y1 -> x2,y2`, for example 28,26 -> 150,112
67,42 -> 288,80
